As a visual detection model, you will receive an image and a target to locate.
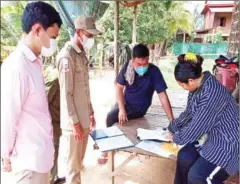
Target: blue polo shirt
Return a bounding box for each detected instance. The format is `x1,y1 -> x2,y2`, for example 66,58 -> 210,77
117,62 -> 167,114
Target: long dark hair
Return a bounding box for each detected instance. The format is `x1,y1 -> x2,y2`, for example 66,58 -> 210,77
174,53 -> 204,83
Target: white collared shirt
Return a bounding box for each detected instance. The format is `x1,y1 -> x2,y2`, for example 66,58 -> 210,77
1,43 -> 54,173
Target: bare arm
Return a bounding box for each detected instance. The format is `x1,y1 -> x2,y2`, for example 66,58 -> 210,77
158,91 -> 174,121
116,83 -> 128,125
116,83 -> 125,111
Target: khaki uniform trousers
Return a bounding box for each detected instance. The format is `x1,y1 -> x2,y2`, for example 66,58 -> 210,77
61,128 -> 89,184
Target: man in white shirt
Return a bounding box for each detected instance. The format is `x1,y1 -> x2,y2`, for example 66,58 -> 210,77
1,2 -> 62,183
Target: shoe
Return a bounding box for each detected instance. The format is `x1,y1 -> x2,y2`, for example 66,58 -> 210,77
54,177 -> 66,184
93,143 -> 99,150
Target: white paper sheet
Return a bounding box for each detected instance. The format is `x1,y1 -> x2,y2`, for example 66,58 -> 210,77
104,126 -> 124,137
137,128 -> 172,142
90,126 -> 124,140
136,140 -> 174,158
96,135 -> 134,152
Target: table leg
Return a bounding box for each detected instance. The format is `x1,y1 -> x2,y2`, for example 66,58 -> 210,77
109,152 -> 137,178
108,151 -> 115,184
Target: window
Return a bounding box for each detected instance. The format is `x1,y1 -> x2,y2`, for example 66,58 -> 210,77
219,17 -> 226,27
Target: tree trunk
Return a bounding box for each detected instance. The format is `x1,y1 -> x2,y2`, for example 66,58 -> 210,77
227,0 -> 239,58
147,44 -> 154,63
164,40 -> 168,56
158,41 -> 163,57
183,33 -> 186,43
160,40 -> 167,57
132,5 -> 137,44
153,43 -> 160,64
114,1 -> 120,81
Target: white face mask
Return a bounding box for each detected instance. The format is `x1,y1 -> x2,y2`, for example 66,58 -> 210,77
82,35 -> 94,50
41,39 -> 58,57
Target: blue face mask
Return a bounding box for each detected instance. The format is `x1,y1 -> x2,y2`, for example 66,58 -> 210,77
135,66 -> 149,76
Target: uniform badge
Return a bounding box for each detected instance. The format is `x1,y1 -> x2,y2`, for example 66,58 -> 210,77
62,59 -> 70,73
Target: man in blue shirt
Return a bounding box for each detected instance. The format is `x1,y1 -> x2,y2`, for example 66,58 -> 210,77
98,44 -> 174,164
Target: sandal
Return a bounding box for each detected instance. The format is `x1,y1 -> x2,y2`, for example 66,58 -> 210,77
97,153 -> 108,166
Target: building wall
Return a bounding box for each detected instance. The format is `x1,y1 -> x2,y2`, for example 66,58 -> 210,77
213,12 -> 233,34
204,11 -> 210,28
204,11 -> 216,29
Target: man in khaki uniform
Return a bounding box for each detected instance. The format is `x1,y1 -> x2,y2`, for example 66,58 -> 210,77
56,16 -> 100,184
44,65 -> 66,184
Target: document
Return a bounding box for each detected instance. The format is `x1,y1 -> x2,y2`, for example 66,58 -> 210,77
136,140 -> 179,158
90,126 -> 124,140
137,128 -> 172,142
96,135 -> 135,152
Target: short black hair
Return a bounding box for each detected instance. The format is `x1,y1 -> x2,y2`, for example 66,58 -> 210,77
174,54 -> 204,83
21,1 -> 62,33
133,44 -> 149,58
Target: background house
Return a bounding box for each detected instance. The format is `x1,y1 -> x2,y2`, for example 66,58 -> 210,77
194,1 -> 235,42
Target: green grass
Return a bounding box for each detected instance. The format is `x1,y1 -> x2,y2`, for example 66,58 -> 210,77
156,58 -> 215,90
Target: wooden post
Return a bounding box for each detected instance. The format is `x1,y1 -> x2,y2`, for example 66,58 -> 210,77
114,1 -> 120,80
132,5 -> 137,44
108,151 -> 115,184
183,32 -> 186,43
98,43 -> 104,77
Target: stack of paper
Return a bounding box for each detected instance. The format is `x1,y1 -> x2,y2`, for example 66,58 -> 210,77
90,126 -> 124,140
96,135 -> 134,152
137,128 -> 172,142
90,126 -> 135,152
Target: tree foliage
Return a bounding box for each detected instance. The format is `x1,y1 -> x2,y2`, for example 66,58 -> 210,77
1,1 -> 70,55
137,1 -> 168,44
97,2 -> 133,43
1,1 -> 27,46
96,1 -> 194,44
164,1 -> 194,37
1,0 -> 194,58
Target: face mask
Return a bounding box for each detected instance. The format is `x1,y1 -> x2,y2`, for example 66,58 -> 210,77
82,35 -> 94,50
39,29 -> 50,48
41,39 -> 58,57
135,65 -> 149,76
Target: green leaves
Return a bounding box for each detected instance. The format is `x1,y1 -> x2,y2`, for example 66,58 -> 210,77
96,1 -> 194,44
164,2 -> 194,38
1,1 -> 26,47
57,27 -> 71,51
97,2 -> 133,43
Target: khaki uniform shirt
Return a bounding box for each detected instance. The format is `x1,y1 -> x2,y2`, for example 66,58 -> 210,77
56,41 -> 93,131
44,66 -> 61,138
